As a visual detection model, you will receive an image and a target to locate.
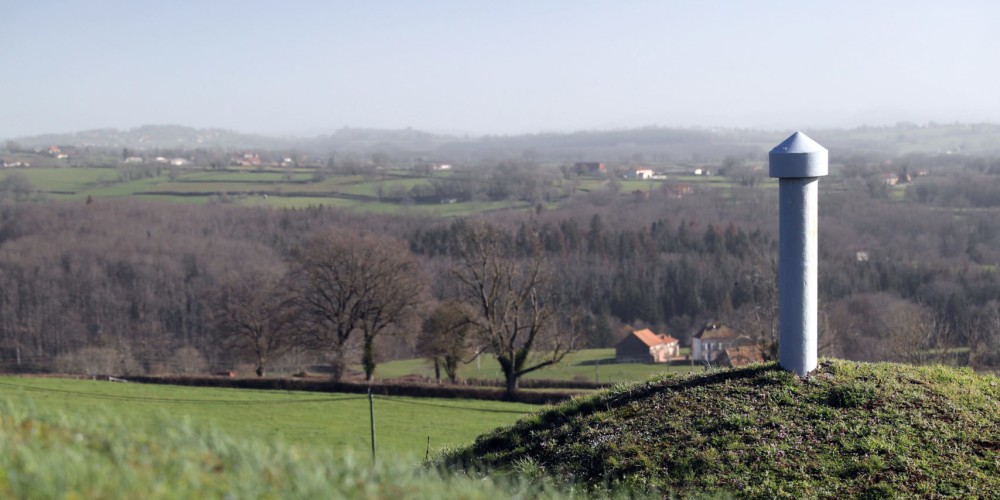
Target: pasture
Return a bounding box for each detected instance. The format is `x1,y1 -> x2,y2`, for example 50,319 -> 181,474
373,348 -> 700,384
1,167 -> 116,195
0,396 -> 573,499
0,376 -> 535,460
1,165 -> 740,215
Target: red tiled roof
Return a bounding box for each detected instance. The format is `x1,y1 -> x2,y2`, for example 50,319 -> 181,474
631,328 -> 678,347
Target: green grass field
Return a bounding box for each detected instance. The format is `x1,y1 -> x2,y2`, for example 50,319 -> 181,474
335,177 -> 429,197
179,170 -> 312,183
373,348 -> 700,384
0,376 -> 534,460
1,167 -> 115,194
3,165 -> 739,215
0,396 -> 576,499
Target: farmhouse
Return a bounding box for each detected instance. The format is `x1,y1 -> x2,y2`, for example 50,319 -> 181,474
232,152 -> 262,167
691,322 -> 753,363
615,328 -> 680,363
879,173 -> 899,186
625,168 -> 655,180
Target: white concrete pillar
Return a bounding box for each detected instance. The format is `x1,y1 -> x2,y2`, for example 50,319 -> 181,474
769,132 -> 828,376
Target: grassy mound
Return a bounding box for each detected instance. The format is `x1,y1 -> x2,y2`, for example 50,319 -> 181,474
438,360 -> 999,498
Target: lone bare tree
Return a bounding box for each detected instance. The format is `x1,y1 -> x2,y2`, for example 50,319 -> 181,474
293,229 -> 427,381
418,300 -> 477,383
452,224 -> 577,397
213,265 -> 297,377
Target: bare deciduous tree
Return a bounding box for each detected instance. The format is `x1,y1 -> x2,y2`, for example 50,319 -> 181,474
731,248 -> 779,360
169,346 -> 208,375
827,293 -> 936,363
293,229 -> 427,381
452,225 -> 577,396
968,301 -> 1000,371
213,265 -> 297,377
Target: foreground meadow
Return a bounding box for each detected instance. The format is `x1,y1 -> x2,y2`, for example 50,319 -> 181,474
0,398 -> 588,499
0,376 -> 534,459
4,362 -> 996,498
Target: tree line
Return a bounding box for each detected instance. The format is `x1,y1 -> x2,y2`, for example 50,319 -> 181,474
0,202 -> 581,395
1,154 -> 999,385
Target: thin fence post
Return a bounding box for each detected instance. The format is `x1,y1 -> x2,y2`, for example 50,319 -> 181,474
368,387 -> 376,465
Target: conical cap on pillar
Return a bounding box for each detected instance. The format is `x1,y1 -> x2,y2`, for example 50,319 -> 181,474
769,132 -> 828,178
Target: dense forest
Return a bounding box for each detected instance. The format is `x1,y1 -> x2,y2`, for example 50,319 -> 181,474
0,144 -> 999,378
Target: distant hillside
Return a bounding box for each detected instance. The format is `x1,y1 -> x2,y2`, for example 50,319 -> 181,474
9,122 -> 1000,159
438,360 -> 999,498
812,122 -> 1000,156
10,125 -> 298,151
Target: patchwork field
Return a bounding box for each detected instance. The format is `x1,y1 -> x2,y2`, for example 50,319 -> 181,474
1,165 -> 741,215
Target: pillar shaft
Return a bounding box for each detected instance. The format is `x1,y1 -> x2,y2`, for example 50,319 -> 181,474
778,177 -> 818,376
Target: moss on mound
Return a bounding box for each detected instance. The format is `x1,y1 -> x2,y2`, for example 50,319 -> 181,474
438,360 -> 999,498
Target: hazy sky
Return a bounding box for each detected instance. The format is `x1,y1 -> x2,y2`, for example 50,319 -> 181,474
2,1 -> 998,138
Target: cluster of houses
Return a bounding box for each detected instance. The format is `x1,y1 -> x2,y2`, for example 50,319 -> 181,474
877,169 -> 930,186
48,146 -> 69,159
1,159 -> 30,168
614,322 -> 765,368
119,152 -> 296,168
134,156 -> 189,166
572,161 -> 714,181
230,152 -> 296,168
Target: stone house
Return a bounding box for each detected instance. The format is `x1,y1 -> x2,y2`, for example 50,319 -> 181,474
615,328 -> 680,363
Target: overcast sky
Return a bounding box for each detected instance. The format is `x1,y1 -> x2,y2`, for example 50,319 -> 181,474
2,1 -> 998,138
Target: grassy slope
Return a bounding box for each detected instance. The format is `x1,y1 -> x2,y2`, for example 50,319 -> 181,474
0,400 -> 580,499
439,360 -> 999,498
0,377 -> 534,459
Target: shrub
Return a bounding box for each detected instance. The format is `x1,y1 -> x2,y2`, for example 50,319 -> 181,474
169,347 -> 208,374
